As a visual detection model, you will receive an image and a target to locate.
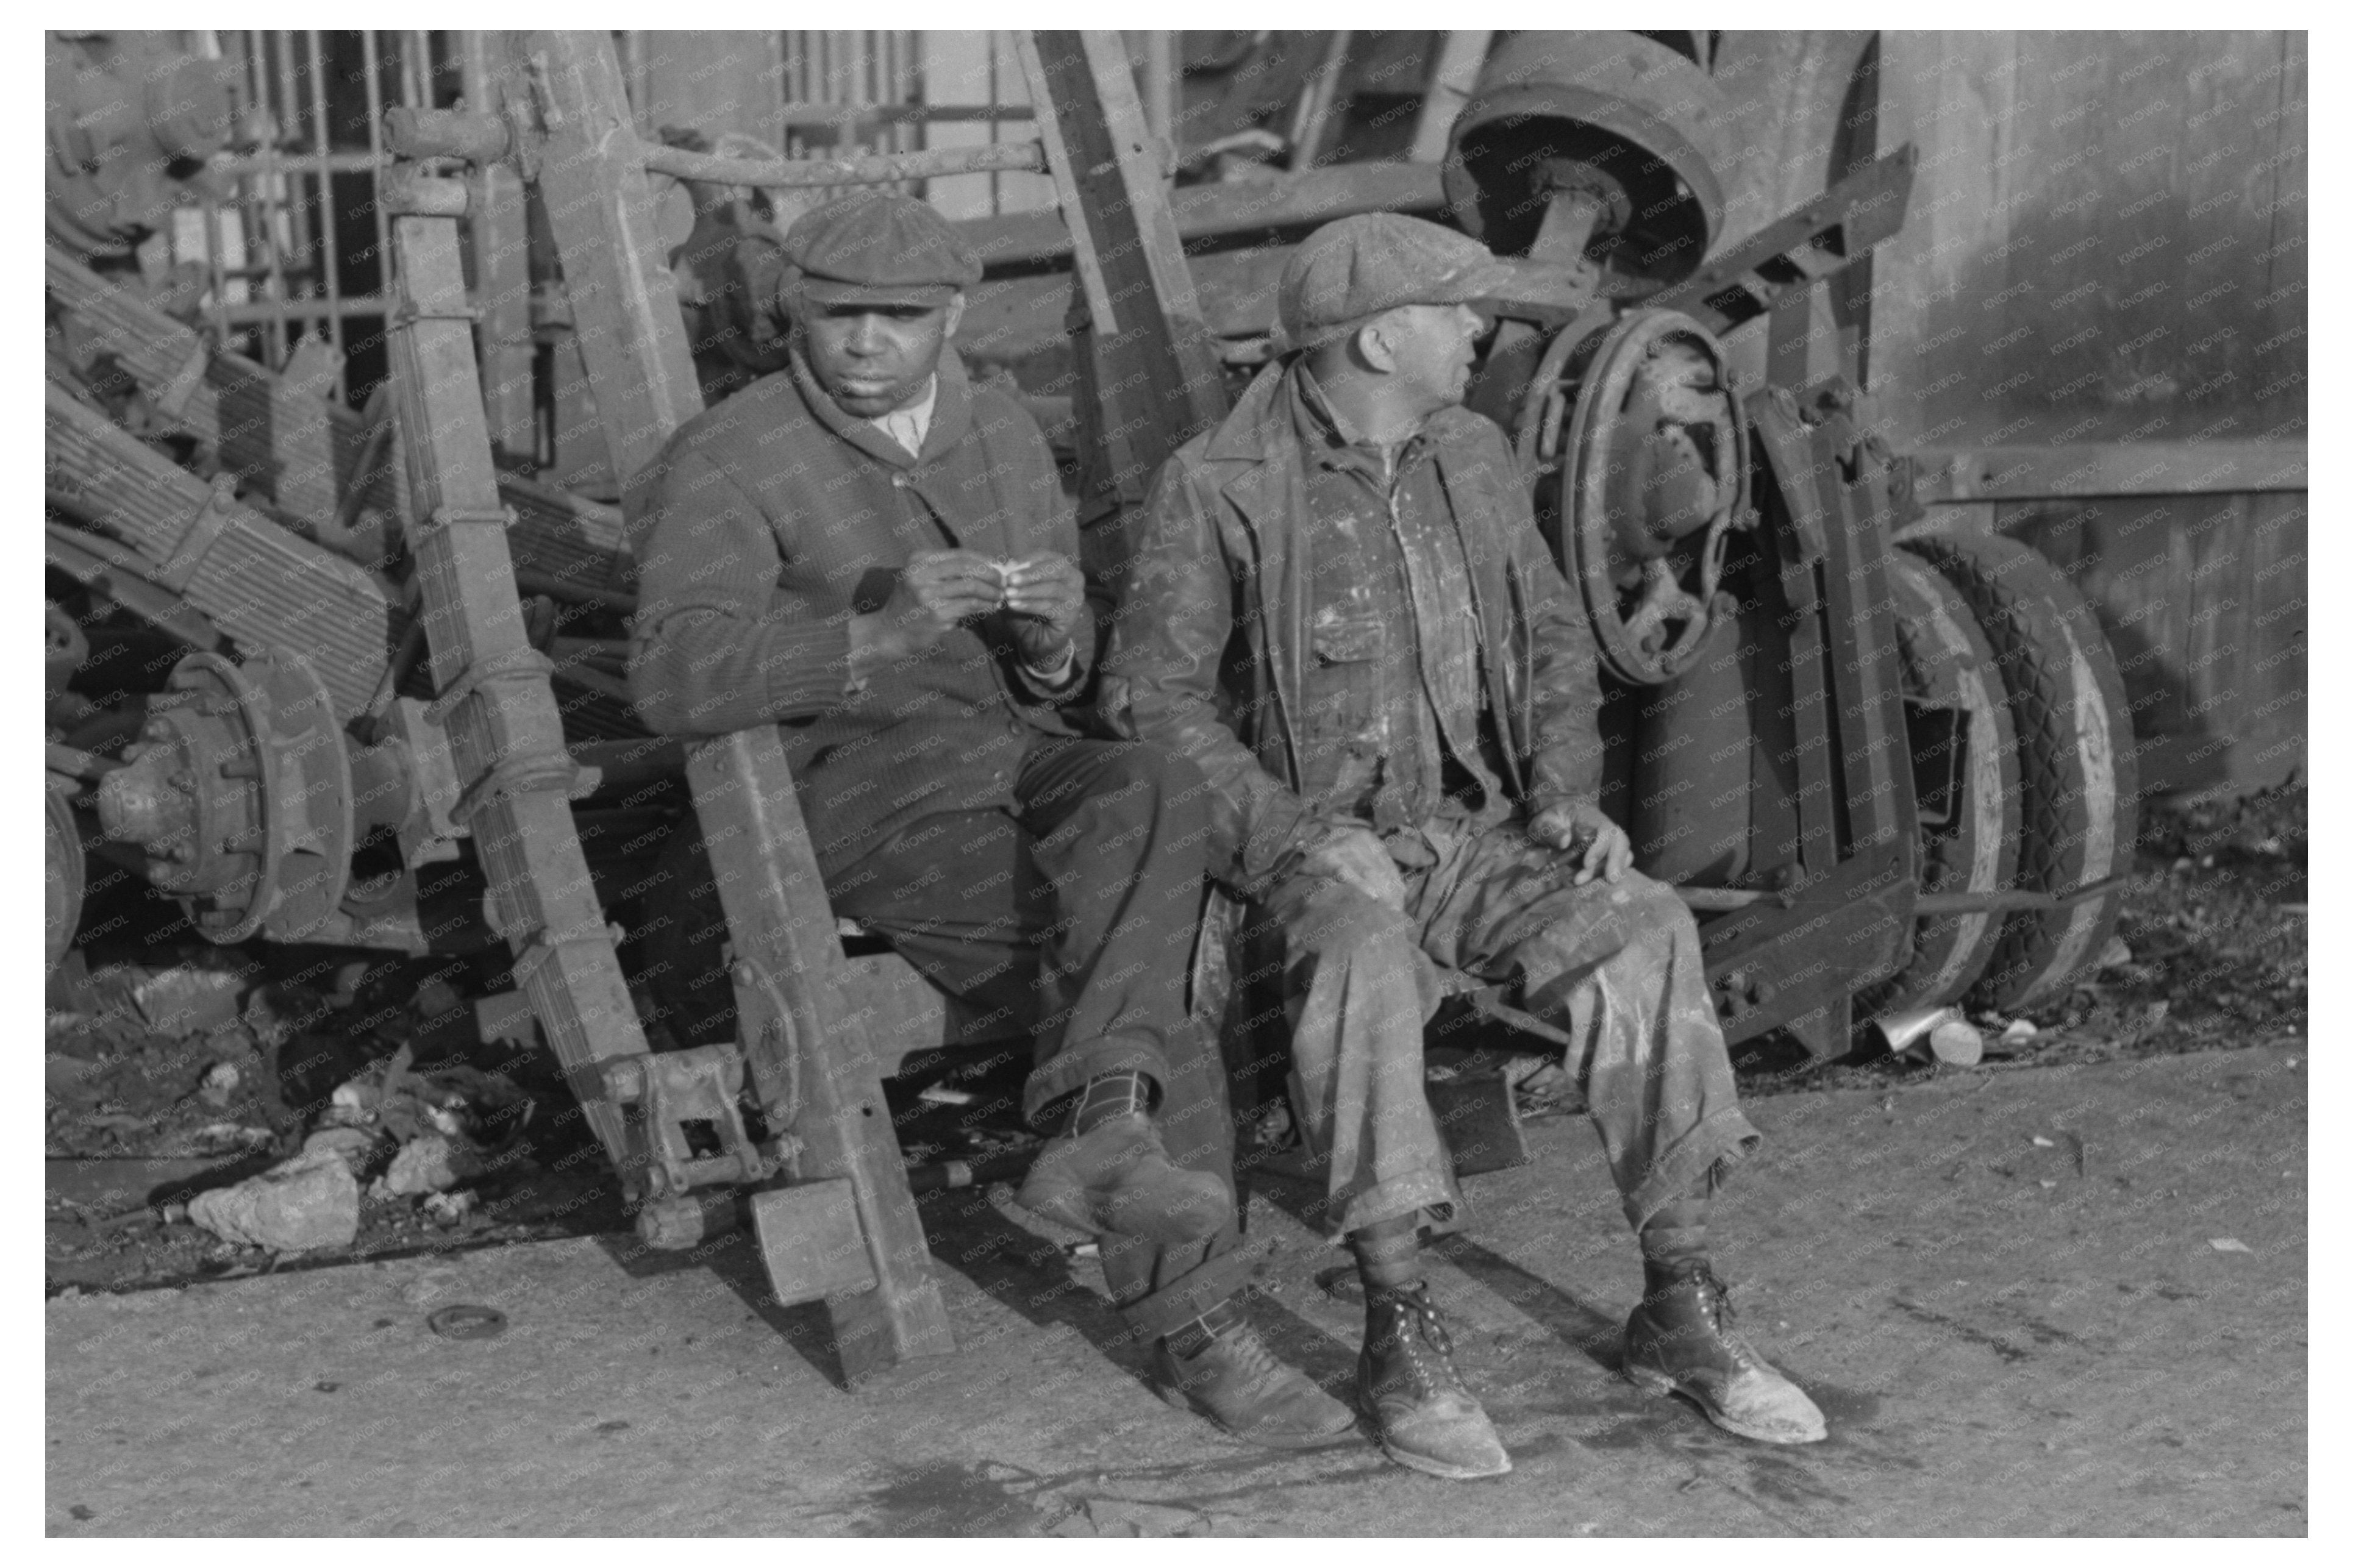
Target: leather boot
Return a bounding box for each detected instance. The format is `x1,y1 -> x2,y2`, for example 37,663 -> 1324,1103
1016,1075 -> 1230,1245
1622,1260 -> 1827,1445
1356,1282 -> 1512,1480
1152,1296 -> 1357,1449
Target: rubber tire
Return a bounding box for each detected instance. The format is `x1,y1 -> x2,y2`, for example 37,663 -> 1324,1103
46,783 -> 84,978
1898,529 -> 2138,1011
1858,554 -> 2022,1014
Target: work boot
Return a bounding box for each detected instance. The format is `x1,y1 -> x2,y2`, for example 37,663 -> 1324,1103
1152,1295 -> 1357,1449
1356,1281 -> 1512,1480
1016,1073 -> 1230,1245
1622,1260 -> 1827,1445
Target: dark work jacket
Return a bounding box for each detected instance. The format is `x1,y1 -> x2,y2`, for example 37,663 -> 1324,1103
1099,357 -> 1604,896
628,346 -> 1089,875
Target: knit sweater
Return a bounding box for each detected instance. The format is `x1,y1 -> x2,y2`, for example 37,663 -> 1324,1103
628,346 -> 1091,876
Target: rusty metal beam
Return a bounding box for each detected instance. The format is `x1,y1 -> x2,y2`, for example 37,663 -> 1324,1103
380,173 -> 645,1167
640,138 -> 1044,188
459,32 -> 538,465
1651,145 -> 1917,341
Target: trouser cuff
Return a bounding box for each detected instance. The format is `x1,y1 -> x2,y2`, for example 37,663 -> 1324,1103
1621,1107 -> 1762,1233
1325,1166 -> 1462,1244
1109,1243 -> 1257,1344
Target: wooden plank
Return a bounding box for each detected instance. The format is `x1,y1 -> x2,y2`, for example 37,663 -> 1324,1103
2241,489 -> 2308,785
1018,30 -> 1232,562
1410,32 -> 1492,162
690,732 -> 954,1374
510,29 -> 953,1375
1874,32 -> 2304,451
513,31 -> 708,540
2179,496 -> 2238,734
1915,441 -> 2307,501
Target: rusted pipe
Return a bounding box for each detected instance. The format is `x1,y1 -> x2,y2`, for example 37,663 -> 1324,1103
1913,875 -> 2127,915
640,138 -> 1045,190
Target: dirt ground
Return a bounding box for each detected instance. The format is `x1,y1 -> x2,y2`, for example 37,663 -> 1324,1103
45,786 -> 2308,1535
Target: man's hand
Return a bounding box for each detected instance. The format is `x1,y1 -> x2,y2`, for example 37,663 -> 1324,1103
997,551 -> 1086,669
1300,822 -> 1409,910
1528,800 -> 1632,886
850,549 -> 1002,670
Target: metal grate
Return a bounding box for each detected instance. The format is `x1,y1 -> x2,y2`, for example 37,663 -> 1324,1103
181,30 -> 449,402
168,30 -> 1095,443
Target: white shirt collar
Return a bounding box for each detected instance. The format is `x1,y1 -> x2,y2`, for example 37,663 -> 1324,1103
868,376 -> 939,458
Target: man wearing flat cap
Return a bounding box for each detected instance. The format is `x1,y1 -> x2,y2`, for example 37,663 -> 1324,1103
629,192 -> 1351,1448
1102,212 -> 1826,1479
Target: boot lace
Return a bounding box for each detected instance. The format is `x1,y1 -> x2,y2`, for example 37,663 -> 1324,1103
1372,1282 -> 1462,1372
1209,1320 -> 1283,1389
1672,1264 -> 1765,1373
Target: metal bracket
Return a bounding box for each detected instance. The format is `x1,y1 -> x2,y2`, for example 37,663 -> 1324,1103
727,950 -> 804,1130
599,1043 -> 774,1208
384,694 -> 468,866
388,299 -> 485,330
152,338 -> 211,422
155,474 -> 240,591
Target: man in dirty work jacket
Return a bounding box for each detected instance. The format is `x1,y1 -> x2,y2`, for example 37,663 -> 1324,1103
628,192 -> 1349,1450
1102,215 -> 1827,1480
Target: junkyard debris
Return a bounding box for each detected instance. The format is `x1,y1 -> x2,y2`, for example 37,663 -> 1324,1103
381,1133 -> 484,1197
426,1303 -> 509,1340
185,1148 -> 360,1252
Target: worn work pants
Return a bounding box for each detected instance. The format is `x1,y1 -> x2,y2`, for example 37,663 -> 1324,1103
1261,815 -> 1762,1241
827,736 -> 1248,1341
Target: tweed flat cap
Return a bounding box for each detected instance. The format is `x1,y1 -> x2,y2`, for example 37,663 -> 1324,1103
1279,212 -> 1516,347
779,191 -> 981,307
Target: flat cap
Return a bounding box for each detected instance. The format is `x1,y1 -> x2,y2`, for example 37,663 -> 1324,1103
779,191 -> 981,308
1278,212 -> 1516,348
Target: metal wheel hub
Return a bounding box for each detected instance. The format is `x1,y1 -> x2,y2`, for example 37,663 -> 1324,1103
1521,307 -> 1749,685
97,648 -> 355,943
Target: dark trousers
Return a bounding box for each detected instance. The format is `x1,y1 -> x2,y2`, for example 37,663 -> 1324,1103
827,736 -> 1248,1341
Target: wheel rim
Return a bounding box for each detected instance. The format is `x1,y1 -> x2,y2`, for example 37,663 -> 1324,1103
1864,554 -> 2021,1012
1897,528 -> 2138,1011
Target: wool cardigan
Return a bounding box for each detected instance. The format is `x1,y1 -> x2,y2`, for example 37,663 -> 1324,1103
629,346 -> 1092,875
